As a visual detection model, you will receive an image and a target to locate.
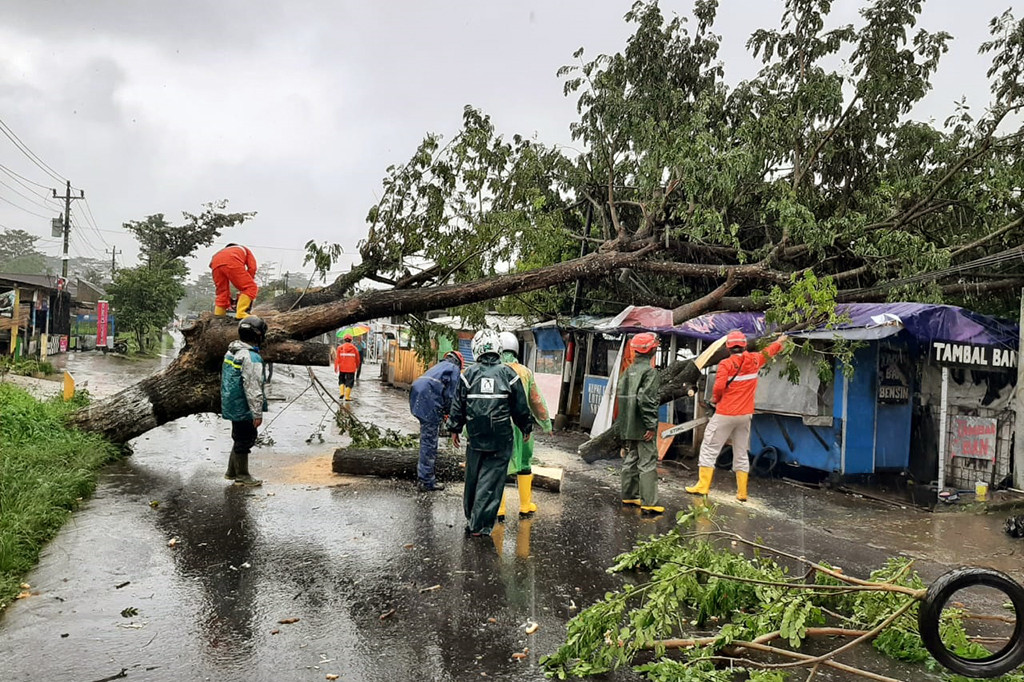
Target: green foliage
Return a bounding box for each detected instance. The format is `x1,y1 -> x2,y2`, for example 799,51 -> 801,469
541,509 -> 994,681
349,0 -> 1024,330
0,229 -> 45,273
0,357 -> 55,377
107,264 -> 185,352
0,384 -> 118,611
335,409 -> 419,449
123,200 -> 254,264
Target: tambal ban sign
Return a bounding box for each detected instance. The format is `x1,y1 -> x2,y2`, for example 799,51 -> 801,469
949,415 -> 997,462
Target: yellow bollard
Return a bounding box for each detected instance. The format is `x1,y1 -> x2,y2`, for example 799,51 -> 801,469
62,371 -> 75,401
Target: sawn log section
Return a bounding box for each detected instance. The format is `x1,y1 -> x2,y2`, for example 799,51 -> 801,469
331,448 -> 562,492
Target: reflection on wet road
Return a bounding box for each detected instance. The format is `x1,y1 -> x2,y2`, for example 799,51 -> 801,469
0,350 -> 1019,681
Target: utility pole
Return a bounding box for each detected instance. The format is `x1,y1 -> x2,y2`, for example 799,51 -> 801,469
106,247 -> 120,278
1014,288 -> 1024,490
51,180 -> 85,279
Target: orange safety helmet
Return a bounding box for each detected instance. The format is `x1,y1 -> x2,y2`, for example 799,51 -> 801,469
725,330 -> 747,349
444,350 -> 465,368
629,332 -> 659,354
343,334 -> 353,342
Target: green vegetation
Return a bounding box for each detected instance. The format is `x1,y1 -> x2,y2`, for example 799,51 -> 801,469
0,385 -> 119,610
0,357 -> 56,378
542,507 -> 1024,681
336,409 -> 419,449
110,200 -> 253,352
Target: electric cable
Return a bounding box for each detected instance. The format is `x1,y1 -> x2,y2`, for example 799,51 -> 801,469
0,162 -> 51,190
0,116 -> 67,183
0,192 -> 51,219
0,177 -> 60,213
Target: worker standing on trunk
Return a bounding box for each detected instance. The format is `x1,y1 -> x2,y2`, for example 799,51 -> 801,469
616,333 -> 663,515
210,243 -> 259,319
496,331 -> 552,521
687,330 -> 788,501
335,334 -> 361,401
446,330 -> 533,537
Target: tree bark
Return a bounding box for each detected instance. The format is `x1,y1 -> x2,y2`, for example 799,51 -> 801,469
331,448 -> 562,492
71,245 -> 659,443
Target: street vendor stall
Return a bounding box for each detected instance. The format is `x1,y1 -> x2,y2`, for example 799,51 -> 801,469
672,303 -> 1018,497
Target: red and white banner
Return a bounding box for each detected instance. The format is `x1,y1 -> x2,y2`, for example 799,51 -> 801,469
97,300 -> 109,347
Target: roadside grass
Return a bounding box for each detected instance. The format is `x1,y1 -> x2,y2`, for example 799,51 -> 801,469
0,384 -> 119,611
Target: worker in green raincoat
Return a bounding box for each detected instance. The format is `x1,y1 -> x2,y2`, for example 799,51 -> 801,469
616,332 -> 663,515
497,332 -> 552,520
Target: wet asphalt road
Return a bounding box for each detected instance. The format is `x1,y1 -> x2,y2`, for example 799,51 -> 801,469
0,349 -> 1020,681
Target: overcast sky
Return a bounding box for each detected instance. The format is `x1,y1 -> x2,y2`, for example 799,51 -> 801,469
0,0 -> 1009,283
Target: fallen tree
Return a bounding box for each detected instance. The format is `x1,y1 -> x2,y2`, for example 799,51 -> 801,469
67,1 -> 1024,449
330,447 -> 563,492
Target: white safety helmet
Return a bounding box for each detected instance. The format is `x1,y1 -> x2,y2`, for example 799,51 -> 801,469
499,331 -> 519,357
471,329 -> 501,359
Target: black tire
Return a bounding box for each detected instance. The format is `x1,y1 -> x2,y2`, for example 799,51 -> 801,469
918,567 -> 1024,678
113,342 -> 128,354
715,446 -> 733,470
752,446 -> 779,478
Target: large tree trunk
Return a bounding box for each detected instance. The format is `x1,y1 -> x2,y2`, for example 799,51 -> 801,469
70,245 -> 658,443
331,447 -> 563,492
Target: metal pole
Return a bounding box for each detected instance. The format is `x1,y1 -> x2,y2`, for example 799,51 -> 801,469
61,180 -> 71,279
938,366 -> 950,498
1014,288 -> 1024,489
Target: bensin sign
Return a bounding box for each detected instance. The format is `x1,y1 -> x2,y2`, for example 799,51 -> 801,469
931,341 -> 1017,369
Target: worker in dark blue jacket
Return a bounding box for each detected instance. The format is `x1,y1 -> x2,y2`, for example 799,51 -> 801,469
409,350 -> 465,492
447,330 -> 533,537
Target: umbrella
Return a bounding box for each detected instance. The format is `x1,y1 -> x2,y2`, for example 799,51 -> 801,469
337,325 -> 370,338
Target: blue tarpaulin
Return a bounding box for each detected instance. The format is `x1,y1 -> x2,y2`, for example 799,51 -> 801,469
533,327 -> 566,351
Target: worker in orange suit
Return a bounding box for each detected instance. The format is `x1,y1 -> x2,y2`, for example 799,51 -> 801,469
210,243 -> 259,319
334,334 -> 362,401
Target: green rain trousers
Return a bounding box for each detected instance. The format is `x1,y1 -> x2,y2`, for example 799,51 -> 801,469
464,443 -> 514,535
621,438 -> 658,506
502,352 -> 552,475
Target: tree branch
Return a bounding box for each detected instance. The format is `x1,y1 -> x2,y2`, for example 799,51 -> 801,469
950,217 -> 1024,259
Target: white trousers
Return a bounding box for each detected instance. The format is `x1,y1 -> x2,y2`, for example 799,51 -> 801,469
698,413 -> 752,472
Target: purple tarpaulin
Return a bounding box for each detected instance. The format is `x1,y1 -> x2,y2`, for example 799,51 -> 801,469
602,303 -> 1018,348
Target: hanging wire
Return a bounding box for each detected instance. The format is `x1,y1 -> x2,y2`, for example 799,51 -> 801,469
0,116 -> 67,183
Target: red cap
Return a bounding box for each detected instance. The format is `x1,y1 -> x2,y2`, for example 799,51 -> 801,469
726,330 -> 747,348
343,334 -> 353,341
629,332 -> 659,354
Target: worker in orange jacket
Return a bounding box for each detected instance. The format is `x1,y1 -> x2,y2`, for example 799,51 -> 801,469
687,330 -> 788,501
210,244 -> 259,319
334,334 -> 362,401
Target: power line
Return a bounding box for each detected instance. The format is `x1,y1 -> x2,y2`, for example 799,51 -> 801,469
0,116 -> 67,183
0,163 -> 53,195
0,191 -> 52,219
0,176 -> 59,213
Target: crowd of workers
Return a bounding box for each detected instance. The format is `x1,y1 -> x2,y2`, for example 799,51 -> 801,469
209,243 -> 790,533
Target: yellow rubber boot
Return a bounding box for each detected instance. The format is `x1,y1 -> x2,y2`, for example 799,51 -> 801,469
491,524 -> 505,553
622,498 -> 642,506
736,471 -> 749,502
516,519 -> 532,558
214,306 -> 227,317
344,386 -> 352,401
339,385 -> 345,398
686,466 -> 715,495
497,491 -> 507,522
518,474 -> 538,516
235,294 -> 252,319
